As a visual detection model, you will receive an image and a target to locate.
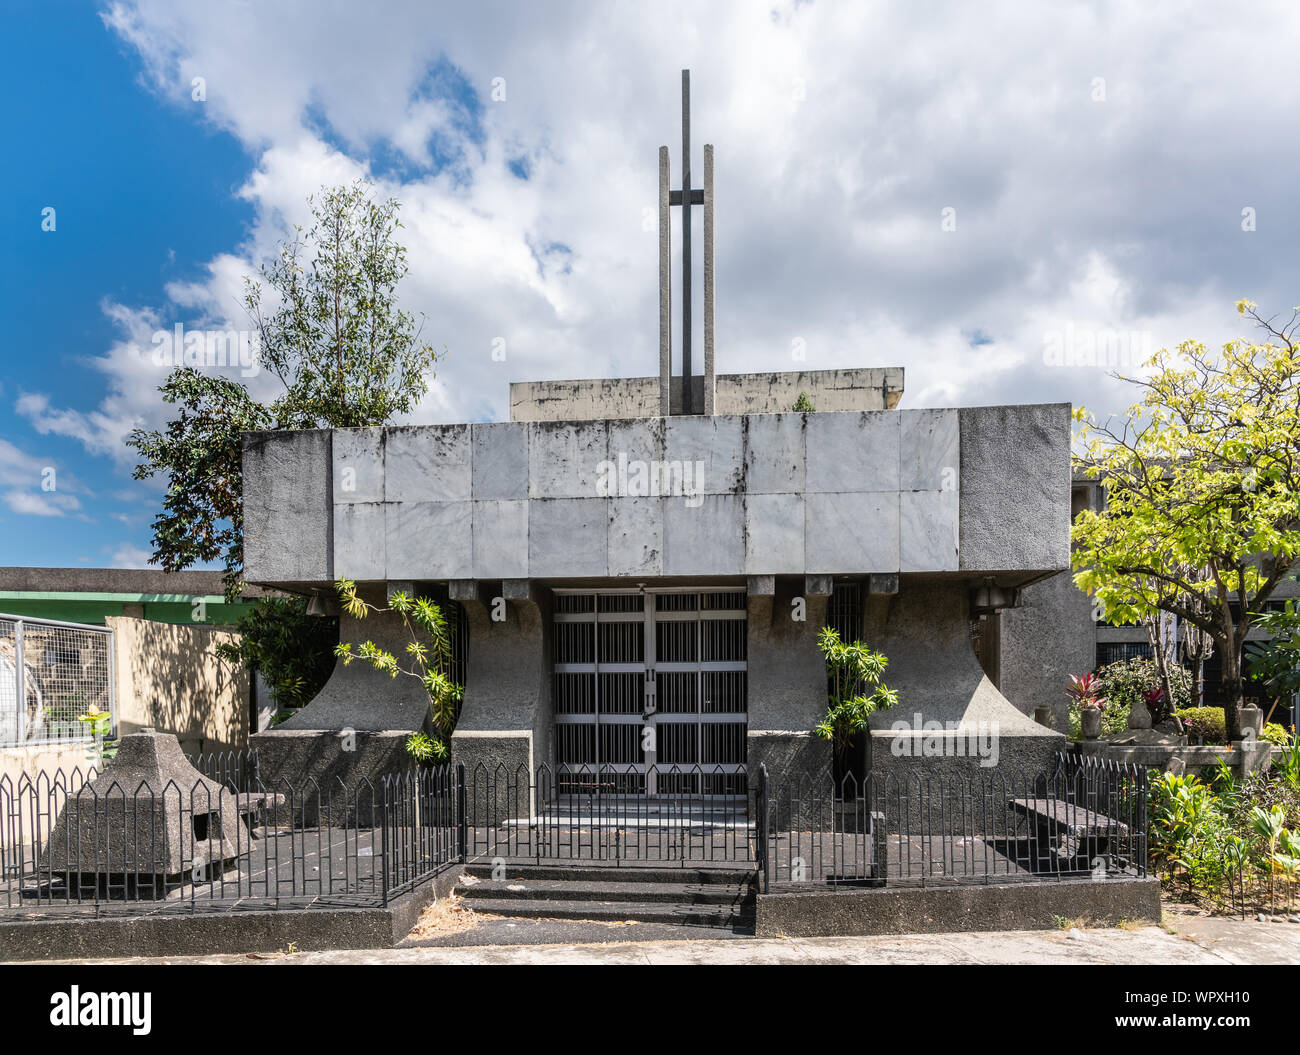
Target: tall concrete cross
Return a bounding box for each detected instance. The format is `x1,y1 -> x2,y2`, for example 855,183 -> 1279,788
659,69 -> 715,416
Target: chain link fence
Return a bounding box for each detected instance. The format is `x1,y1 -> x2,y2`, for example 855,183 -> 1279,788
0,615 -> 115,746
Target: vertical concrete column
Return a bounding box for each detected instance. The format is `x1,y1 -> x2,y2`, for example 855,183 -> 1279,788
658,145 -> 672,416
450,584 -> 551,787
703,143 -> 716,416
746,582 -> 832,787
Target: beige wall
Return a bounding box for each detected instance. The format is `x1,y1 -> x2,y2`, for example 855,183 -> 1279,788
0,741 -> 91,787
108,616 -> 249,755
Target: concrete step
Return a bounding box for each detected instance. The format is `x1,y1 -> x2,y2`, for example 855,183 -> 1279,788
461,896 -> 751,927
461,863 -> 754,885
456,877 -> 751,906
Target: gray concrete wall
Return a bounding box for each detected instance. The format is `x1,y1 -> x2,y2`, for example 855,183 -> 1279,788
243,405 -> 1068,590
509,367 -> 904,422
958,404 -> 1071,574
745,585 -> 832,786
866,580 -> 1066,783
999,570 -> 1095,731
242,429 -> 333,584
450,587 -> 553,780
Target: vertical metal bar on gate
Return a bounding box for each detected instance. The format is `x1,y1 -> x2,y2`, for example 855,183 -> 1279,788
455,762 -> 467,862
758,763 -> 770,894
13,619 -> 25,743
379,778 -> 390,906
105,624 -> 118,738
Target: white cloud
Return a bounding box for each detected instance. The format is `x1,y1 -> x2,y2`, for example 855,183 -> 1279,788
20,0 -> 1300,472
110,543 -> 155,569
0,439 -> 84,518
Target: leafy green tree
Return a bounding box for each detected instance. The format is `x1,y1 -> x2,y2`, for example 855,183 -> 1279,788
127,179 -> 440,596
129,371 -> 270,591
1073,302 -> 1300,738
1246,596 -> 1300,713
214,596 -> 339,717
128,181 -> 441,717
243,181 -> 438,430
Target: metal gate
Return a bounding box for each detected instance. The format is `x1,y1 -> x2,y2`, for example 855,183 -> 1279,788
553,588 -> 747,798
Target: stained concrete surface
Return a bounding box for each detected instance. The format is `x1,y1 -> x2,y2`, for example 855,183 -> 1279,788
18,914 -> 1300,965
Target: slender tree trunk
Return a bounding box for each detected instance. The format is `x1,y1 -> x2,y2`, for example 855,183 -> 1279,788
1220,645 -> 1243,741
1146,615 -> 1176,722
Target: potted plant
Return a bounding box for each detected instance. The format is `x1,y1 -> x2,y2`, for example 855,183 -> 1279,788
1066,672 -> 1107,740
1127,686 -> 1161,731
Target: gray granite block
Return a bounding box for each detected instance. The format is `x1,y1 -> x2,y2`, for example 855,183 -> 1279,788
332,429 -> 385,504
900,487 -> 959,572
900,408 -> 959,491
608,497 -> 664,576
472,499 -> 529,578
334,502 -> 386,580
663,415 -> 745,494
385,425 -> 472,503
471,422 -> 528,501
805,412 -> 900,493
744,413 -> 806,494
529,497 -> 609,576
663,493 -> 745,575
529,421 -> 609,499
805,491 -> 899,573
386,500 -> 473,579
745,492 -> 805,574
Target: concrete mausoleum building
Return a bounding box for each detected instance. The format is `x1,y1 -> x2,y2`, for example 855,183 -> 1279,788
242,76 -> 1073,791
244,371 -> 1073,789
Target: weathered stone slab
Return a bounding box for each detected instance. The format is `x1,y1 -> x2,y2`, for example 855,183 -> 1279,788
386,425 -> 472,503
471,422 -> 529,501
242,430 -> 332,582
805,491 -> 899,573
805,412 -> 900,494
529,498 -> 609,576
744,413 -> 805,494
385,500 -> 472,579
745,492 -> 805,574
958,403 -> 1070,572
663,494 -> 745,575
529,421 -> 609,499
472,500 -> 529,579
899,408 -> 959,491
332,429 -> 386,503
664,415 -> 745,495
608,497 -> 664,576
334,502 -> 386,580
900,487 -> 959,572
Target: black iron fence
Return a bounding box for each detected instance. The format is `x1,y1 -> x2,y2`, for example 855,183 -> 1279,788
0,751 -> 1148,918
463,762 -> 755,867
759,754 -> 1148,892
0,751 -> 460,917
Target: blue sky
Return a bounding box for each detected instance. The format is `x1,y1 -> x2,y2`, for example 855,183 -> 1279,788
4,1 -> 1300,570
1,2 -> 254,565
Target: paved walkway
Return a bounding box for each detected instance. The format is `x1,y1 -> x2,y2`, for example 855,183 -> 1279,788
19,912 -> 1300,965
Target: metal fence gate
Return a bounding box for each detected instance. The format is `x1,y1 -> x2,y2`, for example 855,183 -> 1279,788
0,614 -> 115,746
553,588 -> 747,798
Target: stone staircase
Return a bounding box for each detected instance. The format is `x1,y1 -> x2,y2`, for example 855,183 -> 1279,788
453,863 -> 756,929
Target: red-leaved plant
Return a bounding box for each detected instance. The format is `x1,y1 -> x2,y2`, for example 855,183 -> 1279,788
1066,672 -> 1107,710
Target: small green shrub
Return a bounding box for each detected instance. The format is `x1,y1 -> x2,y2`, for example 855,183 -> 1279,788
1177,706 -> 1227,743
1096,657 -> 1191,720
813,627 -> 898,758
1067,700 -> 1131,740
1262,722 -> 1294,747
